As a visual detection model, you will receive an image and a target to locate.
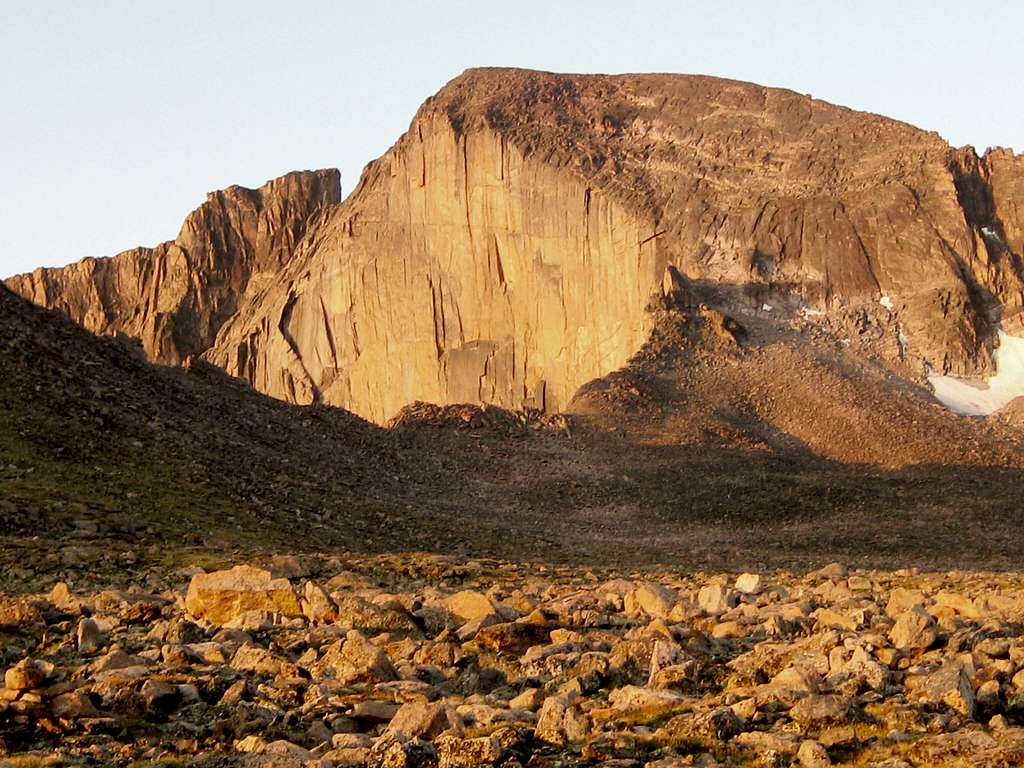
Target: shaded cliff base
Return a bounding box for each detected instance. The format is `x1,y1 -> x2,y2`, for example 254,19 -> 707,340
4,284 -> 1024,600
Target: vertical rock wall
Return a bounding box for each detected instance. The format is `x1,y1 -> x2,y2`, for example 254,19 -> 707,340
210,117 -> 663,421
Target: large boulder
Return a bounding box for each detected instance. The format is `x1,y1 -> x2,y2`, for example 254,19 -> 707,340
184,565 -> 301,625
4,658 -> 52,691
536,692 -> 590,747
386,700 -> 463,740
625,582 -> 678,619
314,630 -> 399,684
888,606 -> 938,654
445,590 -> 499,623
435,734 -> 502,768
909,660 -> 975,718
698,582 -> 739,615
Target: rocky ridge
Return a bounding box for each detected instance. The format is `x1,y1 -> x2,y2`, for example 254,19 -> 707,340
8,69 -> 1024,422
7,169 -> 340,367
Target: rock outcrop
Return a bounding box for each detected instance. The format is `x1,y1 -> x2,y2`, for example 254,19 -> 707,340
6,169 -> 340,365
8,69 -> 1024,421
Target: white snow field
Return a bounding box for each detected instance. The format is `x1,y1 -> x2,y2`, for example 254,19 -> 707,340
929,331 -> 1024,415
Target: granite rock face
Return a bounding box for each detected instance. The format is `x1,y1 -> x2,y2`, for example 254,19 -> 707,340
8,69 -> 1024,421
6,169 -> 340,366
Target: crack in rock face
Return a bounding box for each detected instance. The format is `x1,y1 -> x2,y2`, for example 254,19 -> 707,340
6,69 -> 1024,423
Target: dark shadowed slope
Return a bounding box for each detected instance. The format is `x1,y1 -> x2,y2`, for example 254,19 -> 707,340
4,283 -> 1024,591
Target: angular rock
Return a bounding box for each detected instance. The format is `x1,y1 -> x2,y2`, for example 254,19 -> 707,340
445,590 -> 498,623
351,699 -> 400,723
76,617 -> 105,654
301,580 -> 338,624
139,679 -> 182,715
885,588 -> 927,619
910,660 -> 975,718
231,643 -> 284,675
888,606 -> 938,654
316,630 -> 399,684
386,700 -> 463,740
536,692 -> 589,747
735,573 -> 764,595
607,685 -> 687,719
335,594 -> 419,632
50,691 -> 101,719
797,739 -> 832,767
435,734 -> 502,768
368,734 -> 436,768
911,729 -> 999,763
509,687 -> 544,711
935,591 -> 983,619
4,658 -> 51,691
698,582 -> 739,615
789,694 -> 852,729
473,619 -> 551,654
184,565 -> 302,625
625,582 -> 678,618
658,707 -> 744,744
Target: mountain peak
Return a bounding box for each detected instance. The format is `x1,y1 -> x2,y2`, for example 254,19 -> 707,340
7,71 -> 1024,423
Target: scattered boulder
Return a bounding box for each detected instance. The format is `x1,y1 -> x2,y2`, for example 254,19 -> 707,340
184,565 -> 301,625
50,691 -> 101,719
316,630 -> 399,684
698,582 -> 738,615
4,658 -> 51,691
888,606 -> 938,653
736,573 -> 764,595
76,617 -> 105,654
658,706 -> 744,743
909,660 -> 975,718
435,734 -> 502,768
300,580 -> 337,624
138,679 -> 182,715
797,739 -> 832,767
445,590 -> 498,623
789,694 -> 852,729
3,553 -> 1023,767
607,685 -> 687,720
536,692 -> 589,746
625,582 -> 678,618
387,700 -> 463,740
231,643 -> 284,675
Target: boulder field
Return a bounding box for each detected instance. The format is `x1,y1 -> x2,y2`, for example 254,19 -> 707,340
4,554 -> 1024,765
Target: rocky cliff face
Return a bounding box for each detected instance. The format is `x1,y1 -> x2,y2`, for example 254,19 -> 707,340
8,69 -> 1024,421
6,169 -> 340,365
208,111 -> 660,417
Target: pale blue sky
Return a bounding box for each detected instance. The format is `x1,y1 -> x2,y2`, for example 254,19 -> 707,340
2,1 -> 1021,277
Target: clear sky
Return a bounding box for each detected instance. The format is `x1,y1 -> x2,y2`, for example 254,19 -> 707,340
2,1 -> 1021,278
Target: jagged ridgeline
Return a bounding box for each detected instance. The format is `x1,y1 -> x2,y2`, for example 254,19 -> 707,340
8,68 -> 1024,422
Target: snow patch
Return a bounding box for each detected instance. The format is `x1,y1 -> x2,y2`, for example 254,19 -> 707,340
928,331 -> 1024,415
981,226 -> 1001,242
800,306 -> 825,318
879,295 -> 894,311
761,303 -> 773,312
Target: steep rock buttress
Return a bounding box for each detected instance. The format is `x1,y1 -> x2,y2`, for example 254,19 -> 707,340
8,70 -> 1024,422
6,169 -> 340,365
